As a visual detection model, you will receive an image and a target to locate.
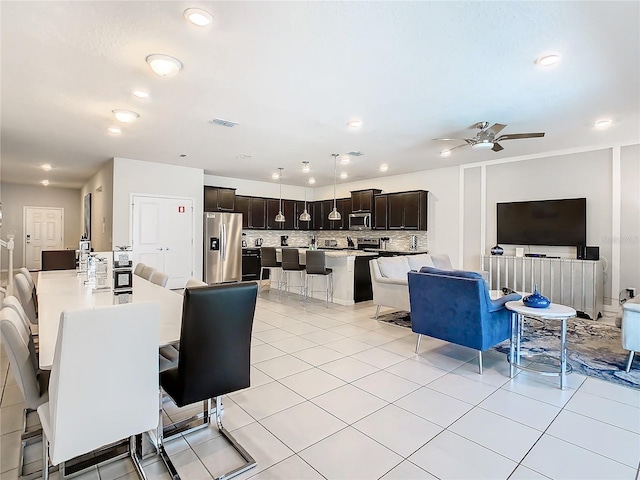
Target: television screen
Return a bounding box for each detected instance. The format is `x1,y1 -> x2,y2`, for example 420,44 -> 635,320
497,198 -> 586,246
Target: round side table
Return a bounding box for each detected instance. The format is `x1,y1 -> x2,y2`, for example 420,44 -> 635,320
506,300 -> 577,390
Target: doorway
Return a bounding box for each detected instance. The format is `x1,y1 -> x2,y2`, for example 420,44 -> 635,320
131,195 -> 194,289
23,207 -> 64,270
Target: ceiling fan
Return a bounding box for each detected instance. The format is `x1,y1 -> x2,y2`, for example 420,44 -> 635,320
434,122 -> 545,153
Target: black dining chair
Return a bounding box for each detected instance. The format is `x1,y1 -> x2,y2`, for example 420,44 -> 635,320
158,282 -> 258,480
41,250 -> 77,271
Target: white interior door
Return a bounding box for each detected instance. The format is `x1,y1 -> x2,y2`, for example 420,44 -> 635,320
24,207 -> 64,270
132,195 -> 194,289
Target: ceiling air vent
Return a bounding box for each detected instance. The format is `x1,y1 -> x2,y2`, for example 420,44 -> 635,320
209,118 -> 238,128
347,151 -> 364,156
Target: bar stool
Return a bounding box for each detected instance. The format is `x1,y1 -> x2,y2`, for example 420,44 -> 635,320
259,247 -> 282,292
304,250 -> 333,307
281,248 -> 306,297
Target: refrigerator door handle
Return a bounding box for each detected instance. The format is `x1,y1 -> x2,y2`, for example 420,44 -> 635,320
221,223 -> 227,261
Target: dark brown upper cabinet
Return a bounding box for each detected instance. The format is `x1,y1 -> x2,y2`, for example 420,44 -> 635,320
387,191 -> 428,230
373,195 -> 388,230
351,189 -> 382,212
204,186 -> 236,211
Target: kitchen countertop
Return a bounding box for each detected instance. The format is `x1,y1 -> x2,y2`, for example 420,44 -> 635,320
274,247 -> 377,258
363,248 -> 429,254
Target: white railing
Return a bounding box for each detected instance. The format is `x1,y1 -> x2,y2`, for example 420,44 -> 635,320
482,255 -> 604,320
0,235 -> 15,295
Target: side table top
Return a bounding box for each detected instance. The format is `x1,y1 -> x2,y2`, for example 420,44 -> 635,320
506,300 -> 576,319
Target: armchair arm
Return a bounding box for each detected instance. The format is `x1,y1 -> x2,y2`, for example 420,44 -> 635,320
375,276 -> 408,286
489,293 -> 522,312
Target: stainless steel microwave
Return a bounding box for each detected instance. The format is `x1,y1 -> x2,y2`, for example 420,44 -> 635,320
349,212 -> 371,230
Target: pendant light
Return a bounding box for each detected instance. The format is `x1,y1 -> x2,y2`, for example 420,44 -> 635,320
299,162 -> 311,222
275,167 -> 285,222
328,154 -> 341,221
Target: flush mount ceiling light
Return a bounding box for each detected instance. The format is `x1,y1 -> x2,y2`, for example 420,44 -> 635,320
41,164 -> 52,171
535,54 -> 561,66
112,110 -> 139,123
341,156 -> 350,165
41,180 -> 49,186
471,141 -> 494,150
440,149 -> 451,157
347,119 -> 362,128
379,164 -> 388,172
340,172 -> 348,179
308,177 -> 316,184
184,8 -> 213,26
594,119 -> 612,129
131,90 -> 149,98
146,54 -> 183,77
328,154 -> 341,221
299,161 -> 311,222
275,167 -> 285,223
107,127 -> 122,134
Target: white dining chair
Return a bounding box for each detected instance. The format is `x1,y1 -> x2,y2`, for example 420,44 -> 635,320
38,302 -> 161,480
150,271 -> 169,287
140,265 -> 156,281
14,273 -> 37,326
3,295 -> 37,338
133,262 -> 146,277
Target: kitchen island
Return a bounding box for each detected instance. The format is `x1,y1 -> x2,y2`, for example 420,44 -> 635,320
273,248 -> 377,305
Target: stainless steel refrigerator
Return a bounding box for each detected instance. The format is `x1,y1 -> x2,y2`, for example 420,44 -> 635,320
204,212 -> 242,284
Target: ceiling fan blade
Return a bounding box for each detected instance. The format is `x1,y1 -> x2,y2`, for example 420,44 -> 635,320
492,142 -> 504,152
448,143 -> 470,151
486,123 -> 507,136
470,121 -> 489,130
432,138 -> 464,141
495,132 -> 545,141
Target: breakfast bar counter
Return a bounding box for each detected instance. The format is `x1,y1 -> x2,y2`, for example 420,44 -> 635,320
273,248 -> 377,305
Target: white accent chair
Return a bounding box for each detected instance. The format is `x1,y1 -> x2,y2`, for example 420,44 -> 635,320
38,302 -> 161,480
622,300 -> 640,372
369,254 -> 436,318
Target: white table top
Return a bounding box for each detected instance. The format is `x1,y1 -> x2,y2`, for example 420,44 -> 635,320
37,270 -> 183,369
506,300 -> 576,319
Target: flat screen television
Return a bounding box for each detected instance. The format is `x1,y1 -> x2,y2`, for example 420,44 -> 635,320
496,198 -> 586,246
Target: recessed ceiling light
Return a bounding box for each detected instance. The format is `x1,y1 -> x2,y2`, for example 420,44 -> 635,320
271,172 -> 280,180
184,8 -> 213,26
146,54 -> 183,77
131,90 -> 149,98
41,164 -> 52,171
41,180 -> 49,186
594,119 -> 612,129
535,54 -> 561,66
112,110 -> 139,123
340,172 -> 348,179
107,126 -> 122,134
440,149 -> 451,157
347,120 -> 362,128
308,177 -> 316,184
379,164 -> 388,172
341,156 -> 350,165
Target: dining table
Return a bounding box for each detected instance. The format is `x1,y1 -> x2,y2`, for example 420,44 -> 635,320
36,269 -> 184,370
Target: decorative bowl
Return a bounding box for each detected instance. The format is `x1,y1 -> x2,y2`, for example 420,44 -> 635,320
523,285 -> 550,308
490,244 -> 504,256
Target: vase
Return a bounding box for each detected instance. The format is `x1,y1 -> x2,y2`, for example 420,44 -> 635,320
523,284 -> 550,308
490,244 -> 504,256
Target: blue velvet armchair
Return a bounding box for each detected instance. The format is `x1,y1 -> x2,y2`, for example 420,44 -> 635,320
408,267 -> 521,374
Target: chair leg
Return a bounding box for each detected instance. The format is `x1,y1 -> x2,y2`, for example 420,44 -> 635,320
415,334 -> 422,354
130,435 -> 148,480
626,351 -> 635,373
42,432 -> 49,480
375,305 -> 381,319
478,350 -> 483,375
213,396 -> 257,479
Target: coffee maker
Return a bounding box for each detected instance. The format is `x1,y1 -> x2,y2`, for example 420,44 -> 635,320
281,235 -> 289,246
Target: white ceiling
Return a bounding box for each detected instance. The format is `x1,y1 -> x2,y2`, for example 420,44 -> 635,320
1,1 -> 639,189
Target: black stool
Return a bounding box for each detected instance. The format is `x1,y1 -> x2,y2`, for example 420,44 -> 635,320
281,248 -> 306,297
305,250 -> 333,307
259,247 -> 282,292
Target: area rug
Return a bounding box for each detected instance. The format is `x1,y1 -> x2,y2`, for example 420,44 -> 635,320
376,311 -> 640,389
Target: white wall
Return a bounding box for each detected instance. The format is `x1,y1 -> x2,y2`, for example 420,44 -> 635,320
204,174 -> 309,201
112,157 -> 204,278
0,182 -> 81,269
81,160 -> 113,252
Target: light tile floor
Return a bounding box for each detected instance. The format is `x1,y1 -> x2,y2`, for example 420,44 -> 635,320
1,290 -> 639,480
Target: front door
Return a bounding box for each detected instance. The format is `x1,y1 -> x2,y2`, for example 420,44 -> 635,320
24,207 -> 64,270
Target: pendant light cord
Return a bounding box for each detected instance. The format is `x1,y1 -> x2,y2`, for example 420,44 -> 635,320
332,153 -> 338,210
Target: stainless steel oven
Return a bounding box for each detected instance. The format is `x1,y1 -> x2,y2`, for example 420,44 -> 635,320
349,212 -> 371,230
